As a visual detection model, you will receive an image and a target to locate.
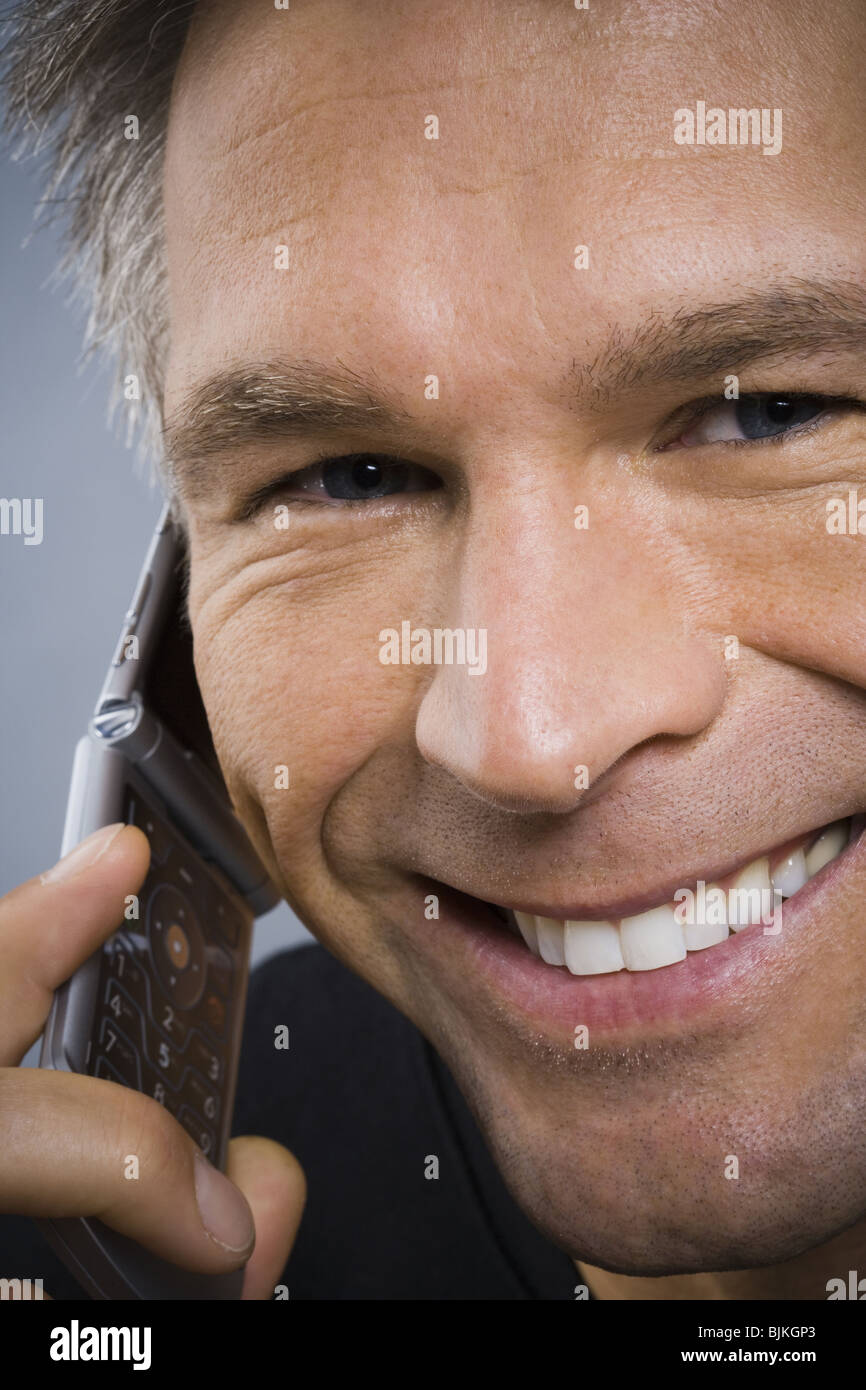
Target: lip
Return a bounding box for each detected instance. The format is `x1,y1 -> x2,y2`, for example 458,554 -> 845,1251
492,827 -> 820,924
404,821 -> 866,1046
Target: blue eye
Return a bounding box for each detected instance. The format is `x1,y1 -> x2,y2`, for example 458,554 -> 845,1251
243,452 -> 443,516
674,393 -> 832,448
321,455 -> 412,499
290,452 -> 440,502
732,395 -> 826,439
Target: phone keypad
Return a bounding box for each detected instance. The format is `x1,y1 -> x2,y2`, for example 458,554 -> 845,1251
127,796 -> 174,866
97,1017 -> 141,1090
188,1031 -> 222,1087
87,786 -> 248,1168
177,1106 -> 216,1158
148,884 -> 206,1010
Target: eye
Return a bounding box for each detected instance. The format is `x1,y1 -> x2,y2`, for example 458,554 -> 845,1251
247,452 -> 442,512
662,393 -> 838,449
314,454 -> 439,500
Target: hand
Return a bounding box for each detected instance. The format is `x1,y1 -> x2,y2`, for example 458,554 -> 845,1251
0,823 -> 305,1300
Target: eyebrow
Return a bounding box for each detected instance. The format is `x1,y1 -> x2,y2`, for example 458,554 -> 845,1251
164,277 -> 866,490
577,277 -> 866,401
164,361 -> 415,495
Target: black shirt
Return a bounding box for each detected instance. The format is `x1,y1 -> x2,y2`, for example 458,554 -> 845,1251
0,944 -> 577,1299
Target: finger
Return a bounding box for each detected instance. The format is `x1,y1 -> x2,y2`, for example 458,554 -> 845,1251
224,1136 -> 306,1300
0,1068 -> 255,1275
0,824 -> 151,1065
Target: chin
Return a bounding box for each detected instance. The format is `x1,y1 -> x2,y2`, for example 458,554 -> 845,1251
440,1052 -> 866,1281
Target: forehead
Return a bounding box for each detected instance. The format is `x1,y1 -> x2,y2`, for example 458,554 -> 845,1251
163,0 -> 866,406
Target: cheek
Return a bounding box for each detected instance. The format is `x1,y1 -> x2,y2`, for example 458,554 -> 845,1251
187,548 -> 434,872
661,477 -> 866,691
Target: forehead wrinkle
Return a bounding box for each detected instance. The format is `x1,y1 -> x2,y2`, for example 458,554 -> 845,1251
212,52 -> 567,167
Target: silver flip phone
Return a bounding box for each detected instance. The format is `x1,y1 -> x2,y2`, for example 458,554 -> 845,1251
38,504 -> 279,1299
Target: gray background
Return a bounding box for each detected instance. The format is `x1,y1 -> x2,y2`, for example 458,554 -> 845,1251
0,139 -> 312,1062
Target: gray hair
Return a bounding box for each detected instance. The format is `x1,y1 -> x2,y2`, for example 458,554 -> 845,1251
1,1 -> 196,475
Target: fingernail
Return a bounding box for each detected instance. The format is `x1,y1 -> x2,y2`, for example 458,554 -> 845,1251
193,1151 -> 255,1253
40,823 -> 127,885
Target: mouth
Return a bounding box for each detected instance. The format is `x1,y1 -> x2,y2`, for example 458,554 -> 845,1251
406,812 -> 866,1042
487,817 -> 865,977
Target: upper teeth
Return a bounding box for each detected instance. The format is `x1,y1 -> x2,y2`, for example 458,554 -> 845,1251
512,820 -> 851,976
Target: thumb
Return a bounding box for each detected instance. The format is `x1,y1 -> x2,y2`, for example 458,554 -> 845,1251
225,1136 -> 306,1300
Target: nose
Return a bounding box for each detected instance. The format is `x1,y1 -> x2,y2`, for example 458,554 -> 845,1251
414,475 -> 726,814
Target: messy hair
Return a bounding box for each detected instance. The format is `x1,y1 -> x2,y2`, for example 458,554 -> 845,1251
1,1 -> 196,475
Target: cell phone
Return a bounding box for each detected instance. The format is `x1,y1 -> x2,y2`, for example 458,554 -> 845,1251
37,504 -> 279,1299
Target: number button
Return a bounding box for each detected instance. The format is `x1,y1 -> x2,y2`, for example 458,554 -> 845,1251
144,1021 -> 185,1089
141,1064 -> 180,1116
108,940 -> 146,996
184,1069 -> 220,1126
177,1106 -> 216,1159
103,982 -> 144,1048
153,998 -> 190,1051
97,1018 -> 141,1090
188,1031 -> 223,1087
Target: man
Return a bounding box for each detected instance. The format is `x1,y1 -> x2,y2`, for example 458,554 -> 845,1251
2,0 -> 866,1300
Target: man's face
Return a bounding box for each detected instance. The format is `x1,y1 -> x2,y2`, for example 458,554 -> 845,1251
162,0 -> 866,1274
